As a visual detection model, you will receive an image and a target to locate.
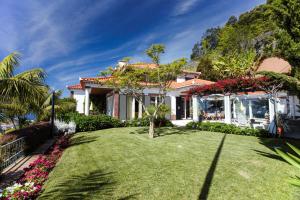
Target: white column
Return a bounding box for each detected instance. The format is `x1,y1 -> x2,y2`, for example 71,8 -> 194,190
131,97 -> 136,119
138,100 -> 143,119
84,87 -> 91,116
269,98 -> 275,123
224,95 -> 231,124
171,96 -> 176,120
192,95 -> 199,122
248,100 -> 253,119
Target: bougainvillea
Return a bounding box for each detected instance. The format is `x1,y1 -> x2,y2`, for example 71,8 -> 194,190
0,136 -> 70,200
187,77 -> 270,96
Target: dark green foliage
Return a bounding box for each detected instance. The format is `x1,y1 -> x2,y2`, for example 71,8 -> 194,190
191,0 -> 300,81
268,0 -> 300,76
0,122 -> 52,153
61,113 -> 123,132
226,16 -> 237,26
125,116 -> 173,128
186,122 -> 269,137
191,28 -> 221,60
258,71 -> 300,97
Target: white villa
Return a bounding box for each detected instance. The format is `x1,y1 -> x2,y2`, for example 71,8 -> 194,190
68,57 -> 300,129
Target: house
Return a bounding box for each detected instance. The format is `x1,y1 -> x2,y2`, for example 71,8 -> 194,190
67,57 -> 300,129
184,57 -> 300,130
67,61 -> 213,122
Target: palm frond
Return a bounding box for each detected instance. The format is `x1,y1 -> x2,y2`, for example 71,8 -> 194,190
0,68 -> 46,102
0,52 -> 21,78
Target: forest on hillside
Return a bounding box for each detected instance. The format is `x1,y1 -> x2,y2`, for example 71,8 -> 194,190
190,0 -> 300,81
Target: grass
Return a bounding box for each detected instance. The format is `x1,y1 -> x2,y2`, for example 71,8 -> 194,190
39,127 -> 300,200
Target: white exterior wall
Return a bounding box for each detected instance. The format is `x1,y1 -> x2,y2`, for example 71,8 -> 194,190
192,96 -> 199,122
106,94 -> 114,117
72,91 -> 85,114
171,96 -> 176,118
224,95 -> 232,124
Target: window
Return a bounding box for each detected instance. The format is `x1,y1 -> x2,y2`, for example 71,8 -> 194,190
150,96 -> 162,106
150,96 -> 156,105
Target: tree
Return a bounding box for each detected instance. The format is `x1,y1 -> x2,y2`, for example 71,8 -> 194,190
196,55 -> 218,81
191,28 -> 220,60
226,16 -> 237,26
0,52 -> 46,102
268,0 -> 300,77
36,90 -> 76,121
211,50 -> 256,79
105,44 -> 186,138
191,42 -> 202,60
0,52 -> 47,128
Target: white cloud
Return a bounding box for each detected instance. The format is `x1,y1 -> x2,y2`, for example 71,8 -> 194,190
172,0 -> 201,16
0,0 -> 119,68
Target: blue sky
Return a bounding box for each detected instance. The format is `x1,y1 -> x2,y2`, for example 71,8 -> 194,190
0,0 -> 265,95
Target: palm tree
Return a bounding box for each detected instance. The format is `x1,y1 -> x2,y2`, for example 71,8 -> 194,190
37,90 -> 76,121
0,52 -> 47,128
0,52 -> 46,102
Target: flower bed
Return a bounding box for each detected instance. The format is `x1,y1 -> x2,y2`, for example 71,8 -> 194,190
0,136 -> 70,199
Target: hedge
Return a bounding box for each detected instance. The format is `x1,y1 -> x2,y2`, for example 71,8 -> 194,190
186,122 -> 269,137
61,113 -> 124,132
125,116 -> 173,127
0,122 -> 52,153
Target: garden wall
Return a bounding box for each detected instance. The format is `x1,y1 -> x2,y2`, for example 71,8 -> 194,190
0,122 -> 52,153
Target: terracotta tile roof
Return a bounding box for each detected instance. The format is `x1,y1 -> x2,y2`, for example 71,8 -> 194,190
80,76 -> 112,84
67,84 -> 83,90
257,57 -> 292,74
129,63 -> 158,69
170,79 -> 214,89
181,70 -> 201,75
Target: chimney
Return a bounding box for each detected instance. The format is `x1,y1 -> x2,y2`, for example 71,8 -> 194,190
118,60 -> 128,68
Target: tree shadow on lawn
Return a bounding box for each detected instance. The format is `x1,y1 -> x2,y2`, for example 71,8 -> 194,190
129,127 -> 198,137
253,137 -> 300,163
198,134 -> 226,200
39,170 -> 138,200
69,135 -> 99,147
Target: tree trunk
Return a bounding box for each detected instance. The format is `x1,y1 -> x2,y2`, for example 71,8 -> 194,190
149,119 -> 155,138
10,118 -> 16,129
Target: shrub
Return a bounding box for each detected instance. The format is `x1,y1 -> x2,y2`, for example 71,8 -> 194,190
186,122 -> 268,137
0,122 -> 52,153
125,116 -> 173,128
62,113 -> 123,132
54,120 -> 76,135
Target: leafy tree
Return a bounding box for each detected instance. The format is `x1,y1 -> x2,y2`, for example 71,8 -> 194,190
268,0 -> 300,77
211,50 -> 256,79
191,28 -> 220,60
226,16 -> 237,26
191,42 -> 202,60
196,55 -> 218,81
104,44 -> 186,138
191,3 -> 277,75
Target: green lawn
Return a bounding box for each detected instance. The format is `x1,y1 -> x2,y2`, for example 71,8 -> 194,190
39,127 -> 300,200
